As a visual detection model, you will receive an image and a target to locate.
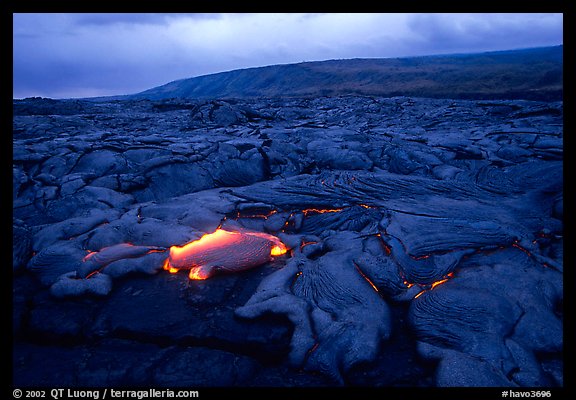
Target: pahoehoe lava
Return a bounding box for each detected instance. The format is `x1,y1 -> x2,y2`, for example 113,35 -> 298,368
13,95 -> 563,387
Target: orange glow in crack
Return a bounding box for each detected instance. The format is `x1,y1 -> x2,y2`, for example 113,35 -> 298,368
411,272 -> 454,299
354,262 -> 380,294
302,208 -> 343,216
430,278 -> 449,289
163,259 -> 179,274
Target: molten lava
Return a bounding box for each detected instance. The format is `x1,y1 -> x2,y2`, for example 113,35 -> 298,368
430,278 -> 449,289
271,244 -> 288,256
163,228 -> 287,280
413,273 -> 454,299
354,262 -> 380,293
301,208 -> 343,216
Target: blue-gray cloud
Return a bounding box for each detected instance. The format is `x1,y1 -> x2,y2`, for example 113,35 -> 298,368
74,13 -> 222,26
12,13 -> 563,99
406,13 -> 563,54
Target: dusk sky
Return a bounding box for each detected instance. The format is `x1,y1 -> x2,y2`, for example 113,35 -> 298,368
13,13 -> 563,99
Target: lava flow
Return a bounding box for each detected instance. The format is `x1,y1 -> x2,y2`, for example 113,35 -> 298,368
302,208 -> 343,216
412,273 -> 454,299
163,228 -> 288,280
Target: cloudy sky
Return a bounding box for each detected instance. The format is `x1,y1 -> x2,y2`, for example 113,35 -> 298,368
12,13 -> 563,99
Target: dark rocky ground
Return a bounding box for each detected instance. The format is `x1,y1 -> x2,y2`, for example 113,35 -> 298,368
12,95 -> 563,387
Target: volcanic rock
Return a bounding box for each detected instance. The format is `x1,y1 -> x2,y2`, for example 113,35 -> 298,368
13,94 -> 563,387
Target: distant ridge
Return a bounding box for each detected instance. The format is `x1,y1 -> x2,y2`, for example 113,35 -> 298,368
129,45 -> 562,101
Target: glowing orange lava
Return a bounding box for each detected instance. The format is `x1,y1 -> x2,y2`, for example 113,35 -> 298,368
235,209 -> 278,220
271,244 -> 288,256
188,267 -> 210,280
163,259 -> 179,274
163,228 -> 288,280
354,262 -> 380,293
378,237 -> 392,255
512,241 -> 533,257
430,278 -> 449,289
413,273 -> 454,299
83,251 -> 97,262
302,208 -> 343,216
168,229 -> 238,261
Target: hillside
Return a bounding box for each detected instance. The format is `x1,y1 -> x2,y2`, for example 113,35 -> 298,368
130,45 -> 562,101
